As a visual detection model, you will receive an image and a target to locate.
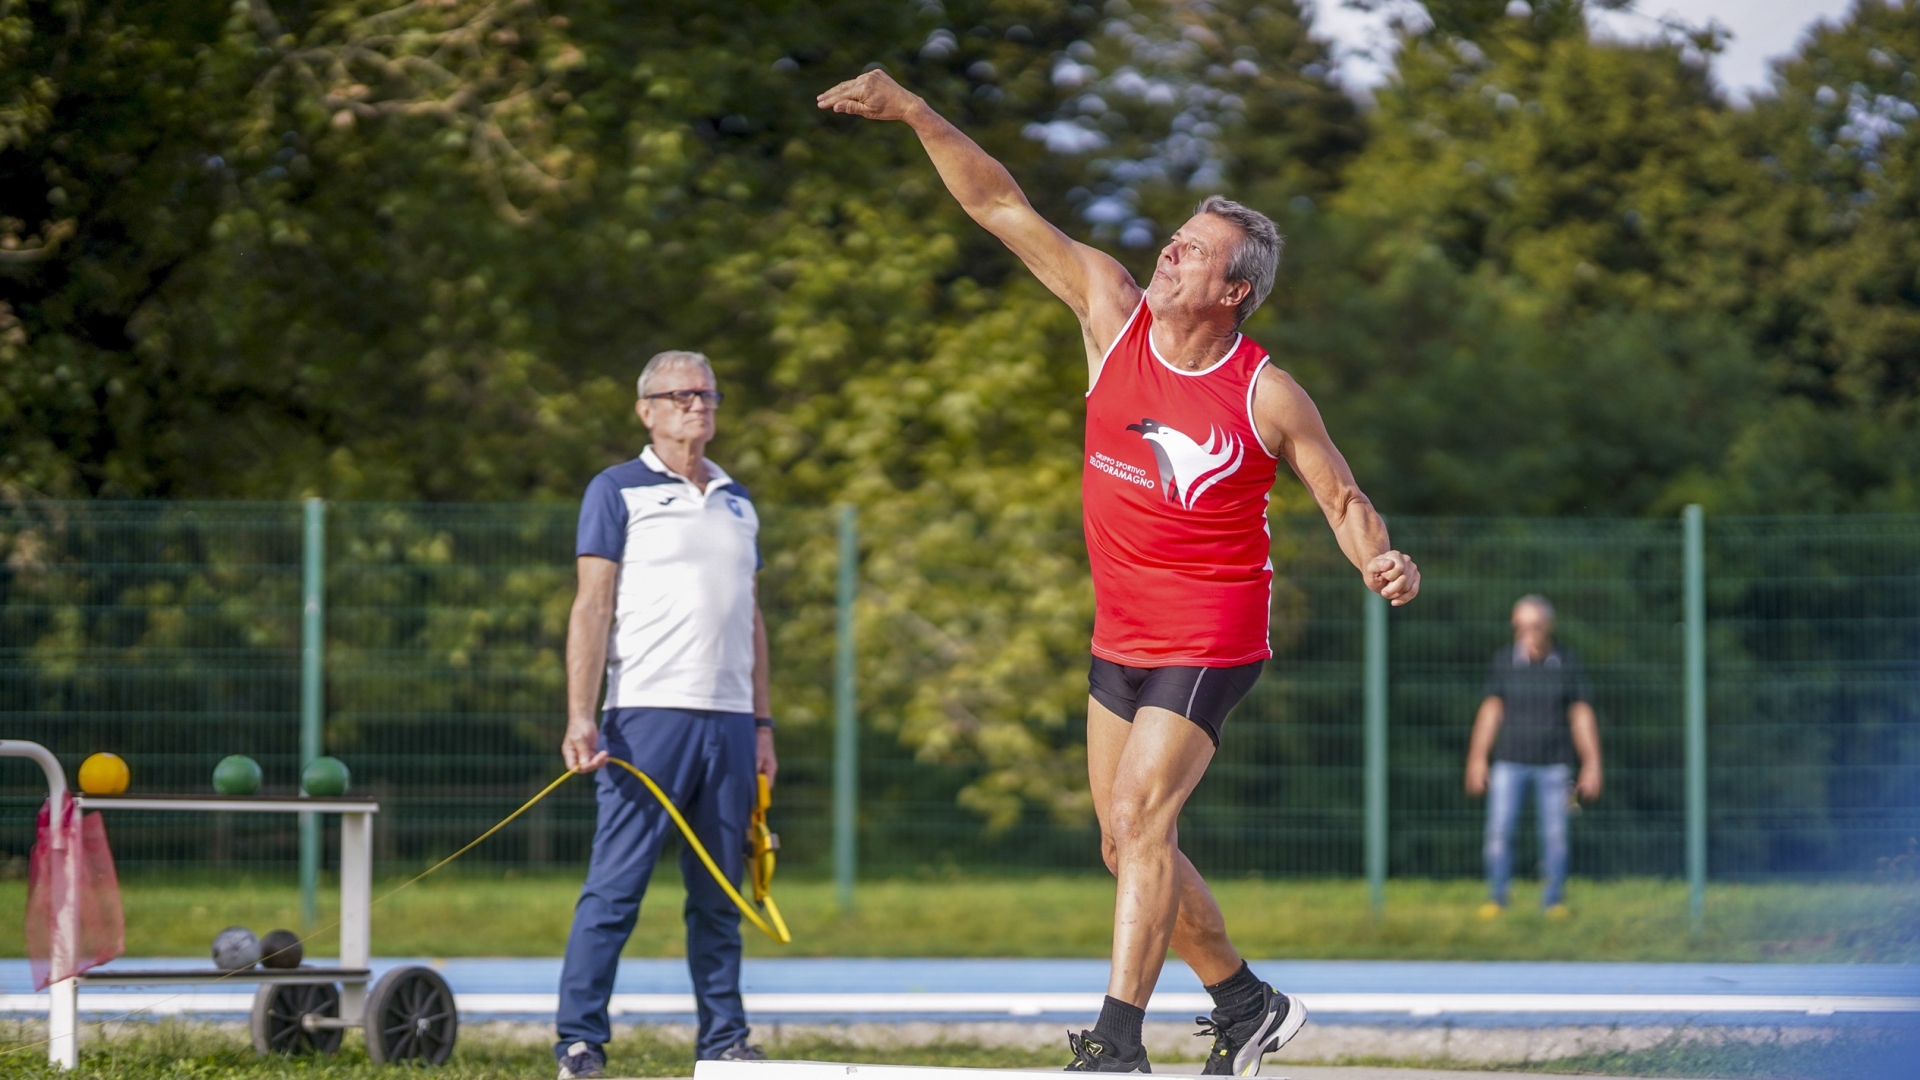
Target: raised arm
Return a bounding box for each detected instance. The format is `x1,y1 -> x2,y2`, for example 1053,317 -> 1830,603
1253,367 -> 1420,605
818,70 -> 1138,366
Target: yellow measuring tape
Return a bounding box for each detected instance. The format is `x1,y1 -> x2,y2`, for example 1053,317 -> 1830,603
607,759 -> 791,944
0,756 -> 789,1060
411,757 -> 791,945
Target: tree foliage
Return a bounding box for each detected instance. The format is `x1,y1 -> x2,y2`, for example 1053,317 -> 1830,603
8,0 -> 1920,817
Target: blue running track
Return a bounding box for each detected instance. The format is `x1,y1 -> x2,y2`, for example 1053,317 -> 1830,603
4,958 -> 1917,1027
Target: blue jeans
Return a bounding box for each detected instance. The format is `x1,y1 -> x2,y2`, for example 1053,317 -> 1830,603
1483,761 -> 1571,908
556,707 -> 756,1060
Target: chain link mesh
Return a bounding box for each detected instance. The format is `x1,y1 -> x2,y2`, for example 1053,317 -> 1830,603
2,502 -> 1914,880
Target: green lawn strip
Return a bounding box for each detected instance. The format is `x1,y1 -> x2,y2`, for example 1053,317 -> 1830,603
0,1021 -> 1064,1079
1,1022 -> 1914,1080
0,1021 -> 574,1080
1,876 -> 1913,962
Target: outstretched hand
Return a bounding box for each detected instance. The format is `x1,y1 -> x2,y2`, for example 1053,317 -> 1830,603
817,69 -> 923,122
1366,550 -> 1421,606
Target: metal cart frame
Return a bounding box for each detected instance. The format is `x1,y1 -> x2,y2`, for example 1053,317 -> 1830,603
3,739 -> 456,1068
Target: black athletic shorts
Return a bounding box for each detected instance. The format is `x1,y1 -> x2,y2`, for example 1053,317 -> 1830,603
1088,656 -> 1265,747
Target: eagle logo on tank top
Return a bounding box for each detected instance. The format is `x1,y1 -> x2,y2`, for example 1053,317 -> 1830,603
1125,418 -> 1245,509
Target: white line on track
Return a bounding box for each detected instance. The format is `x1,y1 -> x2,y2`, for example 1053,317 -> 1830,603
3,992 -> 1916,1017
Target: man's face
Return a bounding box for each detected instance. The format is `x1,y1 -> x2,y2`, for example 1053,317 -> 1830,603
1513,603 -> 1553,661
636,365 -> 719,444
1144,213 -> 1250,321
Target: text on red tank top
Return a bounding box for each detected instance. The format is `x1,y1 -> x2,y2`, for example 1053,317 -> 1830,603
1082,300 -> 1280,667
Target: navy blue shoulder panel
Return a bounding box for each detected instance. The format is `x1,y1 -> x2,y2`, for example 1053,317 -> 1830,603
601,458 -> 676,489
720,480 -> 752,501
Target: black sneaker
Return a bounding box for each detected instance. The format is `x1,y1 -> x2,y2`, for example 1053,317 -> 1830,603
556,1040 -> 606,1080
1196,985 -> 1306,1076
1065,1029 -> 1151,1072
716,1041 -> 767,1061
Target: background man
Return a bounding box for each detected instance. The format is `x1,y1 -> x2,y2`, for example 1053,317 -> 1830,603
553,350 -> 777,1078
819,70 -> 1419,1075
1465,595 -> 1603,919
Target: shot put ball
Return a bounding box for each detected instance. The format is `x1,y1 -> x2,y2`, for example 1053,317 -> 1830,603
211,754 -> 262,796
300,756 -> 351,797
78,753 -> 129,795
258,928 -> 303,969
211,926 -> 260,970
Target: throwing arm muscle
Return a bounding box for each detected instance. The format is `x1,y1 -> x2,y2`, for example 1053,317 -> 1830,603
1252,367 -> 1421,605
819,70 -> 1138,373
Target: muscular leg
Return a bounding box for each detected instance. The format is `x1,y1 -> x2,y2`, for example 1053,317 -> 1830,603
1088,696 -> 1243,1004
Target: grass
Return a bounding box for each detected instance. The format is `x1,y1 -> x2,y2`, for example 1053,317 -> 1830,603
0,1021 -> 1066,1079
0,1021 -> 1915,1079
2,874 -> 1914,962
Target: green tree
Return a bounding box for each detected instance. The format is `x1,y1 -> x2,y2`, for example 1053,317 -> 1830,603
1,0 -> 253,496
0,0 -> 1367,821
29,0 -> 1920,825
1303,0 -> 1920,515
1332,0 -> 1745,313
1248,0 -> 1764,515
1683,0 -> 1920,511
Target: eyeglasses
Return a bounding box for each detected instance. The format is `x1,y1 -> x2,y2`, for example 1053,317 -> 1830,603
643,389 -> 724,410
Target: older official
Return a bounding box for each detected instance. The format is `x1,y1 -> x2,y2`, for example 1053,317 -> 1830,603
552,351 -> 777,1079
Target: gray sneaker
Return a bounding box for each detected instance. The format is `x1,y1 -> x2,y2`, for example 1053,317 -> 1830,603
557,1040 -> 606,1080
716,1041 -> 767,1061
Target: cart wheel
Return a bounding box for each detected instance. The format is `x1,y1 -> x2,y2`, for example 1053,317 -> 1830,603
251,981 -> 344,1056
365,965 -> 459,1065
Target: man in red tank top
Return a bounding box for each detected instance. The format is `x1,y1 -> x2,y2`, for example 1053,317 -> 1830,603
821,71 -> 1421,1075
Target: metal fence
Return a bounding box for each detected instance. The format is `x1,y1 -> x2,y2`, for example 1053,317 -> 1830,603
1,501 -> 1915,885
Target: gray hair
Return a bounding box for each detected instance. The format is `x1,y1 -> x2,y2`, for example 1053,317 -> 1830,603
1195,195 -> 1282,326
1514,594 -> 1556,623
637,350 -> 716,399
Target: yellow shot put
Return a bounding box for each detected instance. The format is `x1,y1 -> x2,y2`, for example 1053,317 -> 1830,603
78,752 -> 130,795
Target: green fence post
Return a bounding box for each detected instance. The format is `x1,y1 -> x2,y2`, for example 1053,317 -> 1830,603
300,498 -> 326,928
1364,589 -> 1388,915
833,505 -> 859,913
1683,504 -> 1706,935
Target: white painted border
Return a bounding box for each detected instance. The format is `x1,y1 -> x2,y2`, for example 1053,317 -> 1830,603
1148,327 -> 1241,379
5,991 -> 1915,1018
1242,355 -> 1280,460
1086,297 -> 1147,397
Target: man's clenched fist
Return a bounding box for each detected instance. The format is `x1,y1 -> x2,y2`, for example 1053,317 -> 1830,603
1365,550 -> 1421,606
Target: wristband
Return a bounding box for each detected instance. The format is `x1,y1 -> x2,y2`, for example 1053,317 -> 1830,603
754,716 -> 776,730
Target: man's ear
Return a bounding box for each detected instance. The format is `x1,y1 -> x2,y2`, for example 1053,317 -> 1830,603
1221,279 -> 1251,310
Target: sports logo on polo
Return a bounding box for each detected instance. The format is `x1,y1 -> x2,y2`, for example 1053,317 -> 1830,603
1125,418 -> 1244,509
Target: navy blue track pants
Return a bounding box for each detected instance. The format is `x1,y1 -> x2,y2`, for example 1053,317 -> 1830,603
555,707 -> 755,1060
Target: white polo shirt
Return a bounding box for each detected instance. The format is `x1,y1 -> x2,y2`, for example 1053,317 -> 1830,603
576,446 -> 761,714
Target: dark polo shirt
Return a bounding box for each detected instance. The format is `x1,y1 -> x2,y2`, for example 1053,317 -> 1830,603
1485,645 -> 1591,766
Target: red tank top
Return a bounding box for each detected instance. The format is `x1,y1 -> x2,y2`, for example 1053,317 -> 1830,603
1083,299 -> 1280,666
